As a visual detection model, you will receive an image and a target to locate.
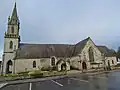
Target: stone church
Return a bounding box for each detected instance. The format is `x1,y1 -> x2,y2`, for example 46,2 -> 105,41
1,3 -> 117,74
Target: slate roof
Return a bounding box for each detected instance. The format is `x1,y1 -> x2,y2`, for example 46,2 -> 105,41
97,46 -> 116,57
15,37 -> 90,59
73,37 -> 90,55
15,37 -> 116,59
16,44 -> 74,59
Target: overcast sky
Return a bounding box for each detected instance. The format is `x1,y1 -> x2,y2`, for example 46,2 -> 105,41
0,0 -> 120,57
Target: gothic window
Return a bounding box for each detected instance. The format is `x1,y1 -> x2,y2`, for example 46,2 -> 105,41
89,47 -> 94,62
33,61 -> 36,68
51,57 -> 55,66
11,26 -> 14,33
112,60 -> 114,64
9,41 -> 13,49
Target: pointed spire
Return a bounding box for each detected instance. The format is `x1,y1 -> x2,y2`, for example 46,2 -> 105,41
11,2 -> 17,19
8,2 -> 19,25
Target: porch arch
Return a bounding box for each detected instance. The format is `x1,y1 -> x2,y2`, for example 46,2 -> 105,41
6,60 -> 13,74
56,59 -> 70,71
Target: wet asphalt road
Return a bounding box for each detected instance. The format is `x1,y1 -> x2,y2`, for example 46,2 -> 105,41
1,71 -> 120,90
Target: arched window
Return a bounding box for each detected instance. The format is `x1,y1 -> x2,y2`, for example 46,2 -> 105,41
51,57 -> 55,66
89,47 -> 94,62
11,26 -> 14,33
112,60 -> 114,64
9,41 -> 13,49
33,61 -> 36,68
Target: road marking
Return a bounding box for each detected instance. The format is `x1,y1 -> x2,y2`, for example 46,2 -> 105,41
29,82 -> 32,90
70,78 -> 89,83
0,83 -> 8,88
51,80 -> 63,87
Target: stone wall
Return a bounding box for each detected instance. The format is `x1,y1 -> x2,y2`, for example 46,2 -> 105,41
4,38 -> 19,53
69,39 -> 103,70
79,39 -> 103,69
105,57 -> 117,66
14,58 -> 50,73
70,56 -> 80,69
82,39 -> 102,63
14,57 -> 70,73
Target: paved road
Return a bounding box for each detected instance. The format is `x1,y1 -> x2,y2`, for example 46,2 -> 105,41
1,71 -> 120,90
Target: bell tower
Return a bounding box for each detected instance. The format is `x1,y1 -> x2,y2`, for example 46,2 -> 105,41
2,2 -> 20,74
4,2 -> 20,53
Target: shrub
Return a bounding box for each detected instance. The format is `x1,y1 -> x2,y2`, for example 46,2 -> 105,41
43,71 -> 66,77
3,74 -> 9,77
54,71 -> 66,76
2,74 -> 19,77
28,70 -> 43,78
18,71 -> 30,76
10,74 -> 19,77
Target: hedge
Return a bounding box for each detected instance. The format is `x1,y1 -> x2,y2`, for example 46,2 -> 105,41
0,70 -> 67,80
18,71 -> 30,76
28,70 -> 43,78
2,73 -> 19,77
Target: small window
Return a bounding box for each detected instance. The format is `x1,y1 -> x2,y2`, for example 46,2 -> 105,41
11,26 -> 14,33
33,61 -> 36,68
112,60 -> 114,64
51,57 -> 55,66
9,41 -> 13,49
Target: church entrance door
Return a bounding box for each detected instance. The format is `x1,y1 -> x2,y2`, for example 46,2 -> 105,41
82,62 -> 87,70
61,63 -> 66,71
6,60 -> 13,74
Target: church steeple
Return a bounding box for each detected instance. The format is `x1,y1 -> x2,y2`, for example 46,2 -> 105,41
8,2 -> 19,25
2,2 -> 21,74
4,2 -> 20,53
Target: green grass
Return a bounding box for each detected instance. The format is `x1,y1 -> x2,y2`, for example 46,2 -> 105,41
0,73 -> 20,77
0,70 -> 67,80
28,70 -> 66,78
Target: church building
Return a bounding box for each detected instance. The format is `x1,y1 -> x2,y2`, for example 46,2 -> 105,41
1,3 -> 117,74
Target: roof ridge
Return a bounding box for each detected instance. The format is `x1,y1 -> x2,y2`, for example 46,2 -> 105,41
20,43 -> 73,45
75,37 -> 90,45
